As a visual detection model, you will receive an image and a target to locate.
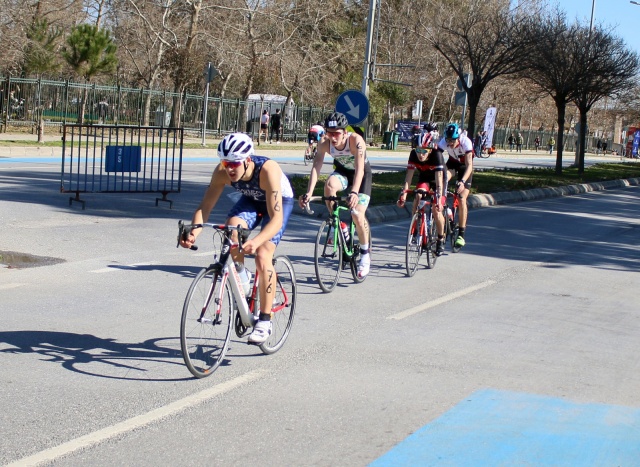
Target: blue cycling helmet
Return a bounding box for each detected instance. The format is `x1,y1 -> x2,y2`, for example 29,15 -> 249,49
444,123 -> 461,140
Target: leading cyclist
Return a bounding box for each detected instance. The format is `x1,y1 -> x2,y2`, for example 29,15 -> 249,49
397,124 -> 446,256
179,132 -> 295,344
298,111 -> 373,278
438,123 -> 473,248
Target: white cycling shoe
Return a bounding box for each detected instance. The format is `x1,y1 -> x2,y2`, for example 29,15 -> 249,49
357,253 -> 371,278
248,320 -> 272,344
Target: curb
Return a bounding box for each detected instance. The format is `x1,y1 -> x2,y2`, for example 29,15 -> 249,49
293,177 -> 640,224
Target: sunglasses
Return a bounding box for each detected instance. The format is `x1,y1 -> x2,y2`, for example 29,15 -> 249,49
221,160 -> 244,168
445,138 -> 457,144
416,148 -> 429,154
326,130 -> 343,136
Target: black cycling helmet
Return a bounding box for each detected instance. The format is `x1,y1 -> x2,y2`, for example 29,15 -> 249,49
444,123 -> 461,140
423,122 -> 438,132
324,111 -> 348,130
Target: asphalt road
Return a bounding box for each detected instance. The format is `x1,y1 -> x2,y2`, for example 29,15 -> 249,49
1,157 -> 639,466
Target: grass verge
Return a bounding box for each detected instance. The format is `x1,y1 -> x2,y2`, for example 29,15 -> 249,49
289,162 -> 640,205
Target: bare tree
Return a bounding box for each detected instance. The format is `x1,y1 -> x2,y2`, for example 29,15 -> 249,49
572,25 -> 639,172
416,0 -> 538,133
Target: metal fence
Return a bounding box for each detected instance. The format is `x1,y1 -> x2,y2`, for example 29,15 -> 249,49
1,76 -> 331,141
61,124 -> 184,209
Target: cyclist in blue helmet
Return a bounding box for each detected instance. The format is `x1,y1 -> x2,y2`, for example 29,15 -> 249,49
437,123 -> 474,248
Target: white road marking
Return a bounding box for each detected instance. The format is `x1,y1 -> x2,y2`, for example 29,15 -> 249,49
387,280 -> 497,320
7,369 -> 266,467
90,261 -> 159,273
0,283 -> 27,290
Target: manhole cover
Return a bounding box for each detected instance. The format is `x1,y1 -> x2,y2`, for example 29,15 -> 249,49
0,250 -> 65,269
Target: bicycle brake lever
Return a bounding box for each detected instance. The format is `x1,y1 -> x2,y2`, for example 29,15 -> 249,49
177,220 -> 198,250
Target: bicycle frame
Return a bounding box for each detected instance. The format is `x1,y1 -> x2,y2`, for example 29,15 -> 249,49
179,222 -> 256,328
306,196 -> 359,257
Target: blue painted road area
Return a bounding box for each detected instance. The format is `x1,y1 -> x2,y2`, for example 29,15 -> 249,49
371,389 -> 640,466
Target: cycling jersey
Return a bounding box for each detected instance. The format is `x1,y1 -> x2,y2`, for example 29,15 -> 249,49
438,134 -> 473,163
228,155 -> 294,245
407,148 -> 445,186
230,155 -> 294,201
329,133 -> 372,196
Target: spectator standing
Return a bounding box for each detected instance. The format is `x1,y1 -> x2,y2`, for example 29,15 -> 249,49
270,108 -> 282,144
602,140 -> 607,155
534,136 -> 540,151
508,133 -> 515,151
474,131 -> 483,158
516,132 -> 524,153
548,136 -> 555,154
596,139 -> 602,155
98,97 -> 109,124
258,110 -> 269,146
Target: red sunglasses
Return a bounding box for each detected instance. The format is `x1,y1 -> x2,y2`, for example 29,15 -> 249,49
221,160 -> 244,168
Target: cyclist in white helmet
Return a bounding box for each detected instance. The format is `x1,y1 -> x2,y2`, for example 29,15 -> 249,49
179,132 -> 295,344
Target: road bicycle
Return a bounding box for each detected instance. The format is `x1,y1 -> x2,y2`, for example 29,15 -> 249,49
304,195 -> 371,293
403,188 -> 441,276
177,221 -> 297,378
303,143 -> 317,165
445,189 -> 463,253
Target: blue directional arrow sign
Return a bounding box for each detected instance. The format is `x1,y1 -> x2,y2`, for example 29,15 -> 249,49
335,90 -> 369,125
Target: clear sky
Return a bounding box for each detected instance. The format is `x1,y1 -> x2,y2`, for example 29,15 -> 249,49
554,0 -> 640,54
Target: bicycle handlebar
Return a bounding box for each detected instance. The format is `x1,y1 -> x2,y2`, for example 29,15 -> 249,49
177,220 -> 252,251
302,195 -> 356,216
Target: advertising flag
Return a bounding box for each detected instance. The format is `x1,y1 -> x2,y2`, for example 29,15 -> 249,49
483,107 -> 497,148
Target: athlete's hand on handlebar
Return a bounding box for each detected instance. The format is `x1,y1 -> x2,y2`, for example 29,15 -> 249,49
298,193 -> 310,209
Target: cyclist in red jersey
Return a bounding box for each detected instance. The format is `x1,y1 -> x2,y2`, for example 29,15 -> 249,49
397,127 -> 446,256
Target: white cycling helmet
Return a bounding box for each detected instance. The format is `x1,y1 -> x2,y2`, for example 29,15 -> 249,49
217,133 -> 254,161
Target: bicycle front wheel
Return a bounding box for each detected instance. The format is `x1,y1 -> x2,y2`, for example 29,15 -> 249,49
260,255 -> 297,355
350,215 -> 371,283
180,267 -> 233,378
405,213 -> 422,277
314,218 -> 343,293
425,217 -> 438,269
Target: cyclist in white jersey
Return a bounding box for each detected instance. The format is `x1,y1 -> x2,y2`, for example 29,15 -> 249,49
437,123 -> 474,248
299,111 -> 373,278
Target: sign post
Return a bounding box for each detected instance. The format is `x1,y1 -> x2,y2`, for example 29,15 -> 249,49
202,63 -> 218,146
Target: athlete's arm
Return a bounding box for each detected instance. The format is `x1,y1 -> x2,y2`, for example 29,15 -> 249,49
397,166 -> 415,207
181,165 -> 228,248
348,133 -> 367,209
243,160 -> 284,253
460,150 -> 474,187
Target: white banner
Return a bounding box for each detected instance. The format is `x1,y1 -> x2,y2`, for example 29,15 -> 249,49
483,107 -> 497,148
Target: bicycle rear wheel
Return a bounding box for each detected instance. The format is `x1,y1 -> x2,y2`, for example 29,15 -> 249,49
425,216 -> 438,269
405,213 -> 422,277
350,216 -> 371,283
180,267 -> 233,378
314,218 -> 343,293
259,255 -> 297,355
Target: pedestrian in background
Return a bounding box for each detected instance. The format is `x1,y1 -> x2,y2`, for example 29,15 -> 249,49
548,136 -> 555,154
270,108 -> 282,144
516,133 -> 524,153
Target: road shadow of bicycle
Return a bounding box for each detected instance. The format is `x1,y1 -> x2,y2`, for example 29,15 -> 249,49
0,330 -> 197,382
